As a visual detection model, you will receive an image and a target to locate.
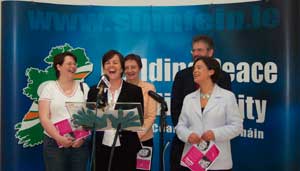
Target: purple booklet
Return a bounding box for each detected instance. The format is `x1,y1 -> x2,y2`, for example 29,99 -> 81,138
181,141 -> 220,171
54,118 -> 90,148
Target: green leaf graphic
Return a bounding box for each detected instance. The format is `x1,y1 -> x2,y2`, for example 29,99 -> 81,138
15,122 -> 44,148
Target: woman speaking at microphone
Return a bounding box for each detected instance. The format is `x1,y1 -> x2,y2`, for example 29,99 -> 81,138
175,57 -> 243,171
87,50 -> 144,171
124,54 -> 157,170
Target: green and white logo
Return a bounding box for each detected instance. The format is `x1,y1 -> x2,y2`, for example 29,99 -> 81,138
15,44 -> 93,147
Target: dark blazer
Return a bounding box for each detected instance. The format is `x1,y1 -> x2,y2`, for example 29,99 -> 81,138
88,80 -> 144,171
170,66 -> 231,171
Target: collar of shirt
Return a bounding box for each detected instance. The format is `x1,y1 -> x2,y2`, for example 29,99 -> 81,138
107,80 -> 123,110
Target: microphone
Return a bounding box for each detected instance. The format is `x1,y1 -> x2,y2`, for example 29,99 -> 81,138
97,74 -> 110,89
96,74 -> 110,107
148,90 -> 165,104
148,90 -> 168,111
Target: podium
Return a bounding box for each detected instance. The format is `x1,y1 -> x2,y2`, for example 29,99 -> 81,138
66,102 -> 143,171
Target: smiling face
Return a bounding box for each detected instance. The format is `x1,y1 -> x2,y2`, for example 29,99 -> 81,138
193,60 -> 214,85
191,41 -> 214,60
124,59 -> 141,82
103,54 -> 123,81
56,55 -> 77,79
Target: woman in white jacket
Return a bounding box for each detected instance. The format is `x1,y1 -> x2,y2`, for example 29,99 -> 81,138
176,57 -> 243,171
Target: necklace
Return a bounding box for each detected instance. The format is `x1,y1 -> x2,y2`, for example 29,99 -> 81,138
200,93 -> 211,100
56,80 -> 75,96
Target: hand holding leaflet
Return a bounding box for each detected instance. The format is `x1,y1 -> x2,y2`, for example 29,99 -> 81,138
181,141 -> 220,171
54,118 -> 90,148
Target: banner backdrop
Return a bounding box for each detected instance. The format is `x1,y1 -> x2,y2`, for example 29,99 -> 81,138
1,1 -> 299,171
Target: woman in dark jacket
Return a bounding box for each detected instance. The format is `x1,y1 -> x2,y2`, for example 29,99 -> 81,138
88,50 -> 144,171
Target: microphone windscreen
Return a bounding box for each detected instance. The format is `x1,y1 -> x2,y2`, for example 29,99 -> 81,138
97,74 -> 110,88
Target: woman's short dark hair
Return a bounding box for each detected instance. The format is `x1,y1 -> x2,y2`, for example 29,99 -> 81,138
102,50 -> 124,76
53,52 -> 77,78
193,57 -> 220,83
124,54 -> 143,69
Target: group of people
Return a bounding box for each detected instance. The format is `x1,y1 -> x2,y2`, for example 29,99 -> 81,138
38,35 -> 243,171
39,50 -> 157,171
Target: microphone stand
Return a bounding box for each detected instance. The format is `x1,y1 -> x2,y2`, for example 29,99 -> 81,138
159,102 -> 168,171
90,111 -> 97,171
90,94 -> 106,171
107,123 -> 122,171
148,91 -> 168,171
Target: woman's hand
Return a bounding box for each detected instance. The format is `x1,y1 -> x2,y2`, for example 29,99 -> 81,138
72,139 -> 85,148
201,130 -> 215,141
137,130 -> 146,139
56,135 -> 73,148
188,133 -> 202,144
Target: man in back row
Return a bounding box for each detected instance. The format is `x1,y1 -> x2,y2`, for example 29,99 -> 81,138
170,35 -> 232,171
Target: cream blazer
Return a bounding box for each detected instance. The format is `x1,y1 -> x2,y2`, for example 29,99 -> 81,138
138,81 -> 157,142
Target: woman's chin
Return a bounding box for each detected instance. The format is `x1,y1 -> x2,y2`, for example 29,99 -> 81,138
127,77 -> 137,81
